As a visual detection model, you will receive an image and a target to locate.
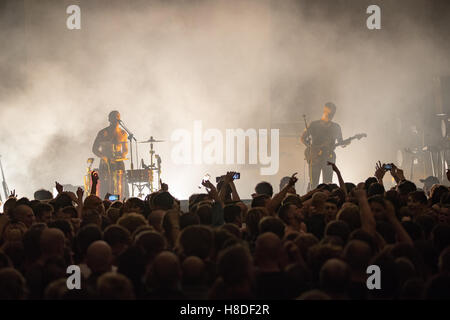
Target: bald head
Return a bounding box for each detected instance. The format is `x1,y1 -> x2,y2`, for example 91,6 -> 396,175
255,232 -> 281,266
182,256 -> 205,285
14,205 -> 35,228
108,110 -> 120,124
86,241 -> 113,274
151,251 -> 181,288
40,228 -> 65,258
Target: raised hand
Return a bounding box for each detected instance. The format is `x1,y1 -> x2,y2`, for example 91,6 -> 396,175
9,189 -> 16,199
201,179 -> 215,190
390,163 -> 405,183
76,187 -> 84,202
91,171 -> 99,183
288,173 -> 298,186
160,179 -> 169,192
55,181 -> 63,194
327,161 -> 340,173
375,161 -> 386,182
224,171 -> 236,184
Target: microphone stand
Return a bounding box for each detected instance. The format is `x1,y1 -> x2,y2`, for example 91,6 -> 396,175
119,120 -> 138,196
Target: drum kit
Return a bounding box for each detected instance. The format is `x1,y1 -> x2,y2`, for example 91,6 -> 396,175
128,136 -> 165,197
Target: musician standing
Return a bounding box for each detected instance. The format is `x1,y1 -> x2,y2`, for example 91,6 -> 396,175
92,111 -> 129,199
301,102 -> 349,190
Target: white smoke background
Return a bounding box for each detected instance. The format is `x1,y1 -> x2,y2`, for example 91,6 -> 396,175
0,0 -> 449,201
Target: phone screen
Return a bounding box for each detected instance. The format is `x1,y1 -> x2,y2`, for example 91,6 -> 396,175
109,194 -> 120,201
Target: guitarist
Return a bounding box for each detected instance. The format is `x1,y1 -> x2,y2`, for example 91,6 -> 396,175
301,102 -> 349,190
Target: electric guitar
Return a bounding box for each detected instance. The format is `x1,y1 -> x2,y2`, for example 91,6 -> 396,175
304,133 -> 367,164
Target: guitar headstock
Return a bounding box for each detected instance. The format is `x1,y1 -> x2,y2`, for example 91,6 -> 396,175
354,133 -> 367,140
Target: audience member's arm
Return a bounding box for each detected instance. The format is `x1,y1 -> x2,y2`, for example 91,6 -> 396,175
354,187 -> 376,236
76,187 -> 84,219
266,173 -> 298,215
202,179 -> 221,206
55,181 -> 63,195
201,179 -> 225,226
327,162 -> 347,195
218,172 -> 235,203
91,171 -> 99,196
374,161 -> 387,186
211,201 -> 225,227
229,181 -> 241,202
165,210 -> 181,247
384,199 -> 413,245
390,163 -> 406,185
299,188 -> 321,203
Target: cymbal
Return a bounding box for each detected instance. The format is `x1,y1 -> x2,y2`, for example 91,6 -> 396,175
139,137 -> 165,143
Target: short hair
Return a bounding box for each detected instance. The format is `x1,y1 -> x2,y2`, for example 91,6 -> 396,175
33,203 -> 54,220
123,197 -> 145,215
364,177 -> 378,190
409,191 -> 427,205
223,205 -> 241,223
344,183 -> 356,193
246,207 -> 265,239
179,213 -> 200,230
153,192 -> 174,210
368,183 -> 385,197
47,220 -> 72,238
62,206 -> 78,218
103,225 -> 130,247
217,244 -> 252,286
336,204 -> 361,231
97,272 -> 135,300
251,194 -> 270,208
397,180 -> 417,195
259,216 -> 285,239
325,102 -> 337,115
178,225 -> 214,259
117,213 -> 148,234
278,203 -> 294,225
108,110 -> 120,122
0,268 -> 27,299
34,189 -> 53,201
75,224 -> 103,258
431,186 -> 449,205
255,182 -> 273,197
196,205 -> 212,225
325,220 -> 351,243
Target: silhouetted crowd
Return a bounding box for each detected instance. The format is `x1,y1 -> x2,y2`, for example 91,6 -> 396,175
0,163 -> 450,300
